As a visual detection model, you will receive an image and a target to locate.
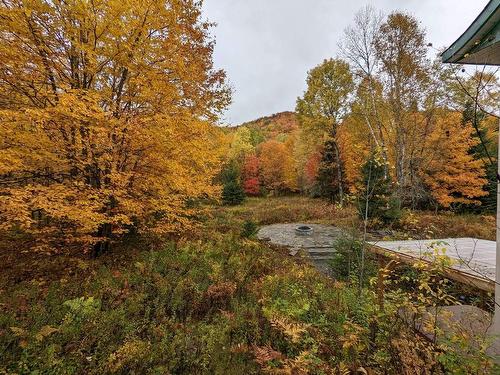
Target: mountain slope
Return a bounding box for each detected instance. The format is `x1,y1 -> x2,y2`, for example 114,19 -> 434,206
238,111 -> 299,140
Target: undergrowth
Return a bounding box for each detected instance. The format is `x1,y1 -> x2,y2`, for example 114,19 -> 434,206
1,235 -> 493,374
0,197 -> 496,374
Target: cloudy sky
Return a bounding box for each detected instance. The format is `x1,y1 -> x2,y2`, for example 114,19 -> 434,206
202,0 -> 489,125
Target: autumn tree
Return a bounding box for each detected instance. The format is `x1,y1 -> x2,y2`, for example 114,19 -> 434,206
341,10 -> 455,207
227,127 -> 255,161
242,154 -> 260,196
296,59 -> 354,203
258,140 -> 291,194
0,0 -> 230,254
303,151 -> 321,193
336,8 -> 495,211
283,133 -> 299,192
447,70 -> 499,119
373,12 -> 432,204
421,112 -> 487,208
339,6 -> 389,172
448,71 -> 499,211
337,115 -> 372,193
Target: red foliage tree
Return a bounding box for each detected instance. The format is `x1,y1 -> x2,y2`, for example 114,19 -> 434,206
304,151 -> 322,188
243,178 -> 260,196
242,154 -> 261,196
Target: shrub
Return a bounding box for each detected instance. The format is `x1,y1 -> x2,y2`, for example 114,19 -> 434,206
329,236 -> 378,286
0,237 -> 275,374
243,177 -> 261,196
241,220 -> 258,238
0,233 -> 494,374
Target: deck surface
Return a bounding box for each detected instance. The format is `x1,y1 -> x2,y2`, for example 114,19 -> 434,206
257,227 -> 497,292
369,238 -> 496,288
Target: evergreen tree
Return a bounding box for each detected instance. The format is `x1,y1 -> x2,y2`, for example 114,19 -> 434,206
314,136 -> 346,201
358,152 -> 400,222
479,163 -> 498,212
221,162 -> 245,205
296,59 -> 354,203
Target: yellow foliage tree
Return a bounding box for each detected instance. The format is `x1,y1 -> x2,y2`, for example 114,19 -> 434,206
259,140 -> 295,193
227,127 -> 254,160
420,112 -> 487,207
338,116 -> 371,193
339,110 -> 488,208
0,0 -> 229,253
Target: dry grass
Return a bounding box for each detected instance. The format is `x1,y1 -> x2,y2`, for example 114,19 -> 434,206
205,196 -> 496,241
0,232 -> 155,291
204,196 -> 360,235
397,210 -> 496,241
1,196 -> 495,290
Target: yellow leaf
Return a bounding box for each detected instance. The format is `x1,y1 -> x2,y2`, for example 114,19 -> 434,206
9,326 -> 27,337
35,325 -> 59,342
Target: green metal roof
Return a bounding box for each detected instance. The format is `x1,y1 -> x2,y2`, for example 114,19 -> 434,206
441,0 -> 500,65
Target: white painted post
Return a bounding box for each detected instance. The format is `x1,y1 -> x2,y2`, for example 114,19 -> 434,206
494,122 -> 500,334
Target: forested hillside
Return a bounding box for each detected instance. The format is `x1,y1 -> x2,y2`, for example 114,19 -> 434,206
228,104 -> 497,211
239,111 -> 299,140
223,10 -> 499,218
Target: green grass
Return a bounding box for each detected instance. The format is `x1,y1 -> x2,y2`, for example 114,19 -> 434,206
1,236 -> 354,374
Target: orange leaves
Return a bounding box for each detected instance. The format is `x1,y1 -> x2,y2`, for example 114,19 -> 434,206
304,150 -> 321,188
258,140 -> 286,191
420,112 -> 487,207
243,178 -> 260,196
0,0 -> 228,249
243,154 -> 259,179
251,344 -> 284,367
332,109 -> 489,208
338,116 -> 372,193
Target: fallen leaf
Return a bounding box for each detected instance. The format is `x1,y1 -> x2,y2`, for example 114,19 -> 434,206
35,325 -> 59,341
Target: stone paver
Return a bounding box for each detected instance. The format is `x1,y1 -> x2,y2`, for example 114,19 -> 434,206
257,223 -> 345,273
257,223 -> 344,250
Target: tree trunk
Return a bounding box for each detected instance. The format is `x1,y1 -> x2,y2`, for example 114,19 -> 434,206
333,141 -> 344,205
92,223 -> 112,258
367,76 -> 390,178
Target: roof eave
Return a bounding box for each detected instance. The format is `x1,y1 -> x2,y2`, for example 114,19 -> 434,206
441,0 -> 500,65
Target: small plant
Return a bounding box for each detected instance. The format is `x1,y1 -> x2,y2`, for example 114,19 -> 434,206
63,296 -> 101,324
241,220 -> 258,238
329,236 -> 377,286
0,199 -> 495,374
375,244 -> 493,373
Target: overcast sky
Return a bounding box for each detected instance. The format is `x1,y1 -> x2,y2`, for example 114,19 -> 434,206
202,0 -> 489,125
